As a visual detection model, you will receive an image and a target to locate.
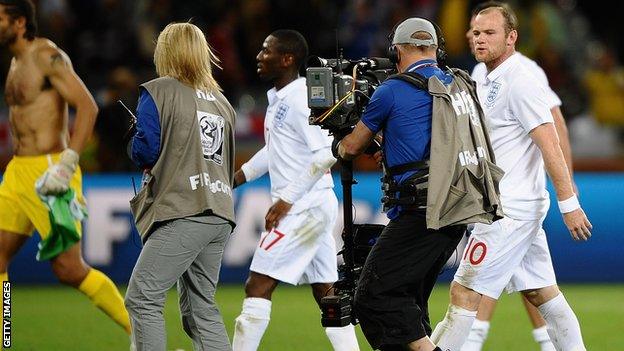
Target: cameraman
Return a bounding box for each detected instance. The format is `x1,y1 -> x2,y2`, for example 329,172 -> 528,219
335,18 -> 465,351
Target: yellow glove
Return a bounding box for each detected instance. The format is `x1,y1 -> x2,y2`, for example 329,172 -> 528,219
35,149 -> 79,195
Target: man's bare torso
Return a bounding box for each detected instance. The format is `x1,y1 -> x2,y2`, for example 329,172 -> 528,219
5,38 -> 68,156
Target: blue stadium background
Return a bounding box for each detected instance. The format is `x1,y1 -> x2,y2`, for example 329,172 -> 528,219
5,172 -> 623,284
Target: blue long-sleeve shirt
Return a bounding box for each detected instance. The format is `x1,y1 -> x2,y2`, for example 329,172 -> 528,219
131,88 -> 161,169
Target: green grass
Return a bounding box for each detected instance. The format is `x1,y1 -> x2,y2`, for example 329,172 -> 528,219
7,284 -> 624,350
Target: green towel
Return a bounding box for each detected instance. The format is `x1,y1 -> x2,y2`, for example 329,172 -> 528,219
37,189 -> 88,261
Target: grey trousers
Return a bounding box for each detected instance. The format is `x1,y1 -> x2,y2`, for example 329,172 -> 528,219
125,215 -> 232,351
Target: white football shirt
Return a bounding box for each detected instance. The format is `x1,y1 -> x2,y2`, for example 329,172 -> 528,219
244,77 -> 334,214
472,53 -> 554,220
472,52 -> 562,109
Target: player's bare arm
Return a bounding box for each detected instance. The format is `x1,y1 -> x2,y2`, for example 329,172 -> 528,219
552,106 -> 577,193
32,44 -> 98,195
36,45 -> 98,153
530,122 -> 592,241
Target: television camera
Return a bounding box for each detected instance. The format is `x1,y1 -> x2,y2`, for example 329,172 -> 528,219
306,56 -> 395,135
305,56 -> 394,327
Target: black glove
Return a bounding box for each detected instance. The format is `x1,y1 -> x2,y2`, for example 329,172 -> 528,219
364,136 -> 382,155
331,137 -> 342,159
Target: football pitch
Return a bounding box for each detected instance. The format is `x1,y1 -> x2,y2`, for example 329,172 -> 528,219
7,284 -> 624,350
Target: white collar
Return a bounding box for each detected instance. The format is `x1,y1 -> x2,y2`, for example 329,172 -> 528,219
267,77 -> 305,104
486,52 -> 520,83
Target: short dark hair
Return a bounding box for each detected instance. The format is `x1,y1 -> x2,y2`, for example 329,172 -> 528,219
478,5 -> 518,36
270,29 -> 309,70
471,1 -> 505,17
0,0 -> 37,40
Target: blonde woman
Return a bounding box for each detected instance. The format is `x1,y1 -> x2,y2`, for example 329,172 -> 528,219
125,22 -> 236,351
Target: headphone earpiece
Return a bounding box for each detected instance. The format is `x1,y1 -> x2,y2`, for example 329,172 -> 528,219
431,21 -> 448,67
387,24 -> 400,64
388,44 -> 399,64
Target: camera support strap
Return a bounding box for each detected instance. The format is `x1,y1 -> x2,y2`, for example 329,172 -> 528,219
387,69 -> 505,229
381,159 -> 430,212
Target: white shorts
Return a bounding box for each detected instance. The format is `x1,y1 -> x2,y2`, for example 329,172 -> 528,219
249,196 -> 339,285
453,216 -> 557,299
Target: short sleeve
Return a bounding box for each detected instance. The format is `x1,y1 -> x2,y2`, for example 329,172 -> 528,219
525,60 -> 561,108
508,75 -> 554,133
545,88 -> 562,108
361,83 -> 394,134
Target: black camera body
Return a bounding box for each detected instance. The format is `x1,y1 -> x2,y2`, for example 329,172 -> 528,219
306,56 -> 395,133
320,223 -> 385,327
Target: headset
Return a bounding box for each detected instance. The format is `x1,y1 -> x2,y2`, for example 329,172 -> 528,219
387,18 -> 447,67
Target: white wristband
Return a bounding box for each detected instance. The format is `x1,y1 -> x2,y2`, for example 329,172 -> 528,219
558,195 -> 580,213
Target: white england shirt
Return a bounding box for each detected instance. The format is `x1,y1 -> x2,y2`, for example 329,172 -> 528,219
472,52 -> 562,109
261,77 -> 334,213
473,53 -> 554,220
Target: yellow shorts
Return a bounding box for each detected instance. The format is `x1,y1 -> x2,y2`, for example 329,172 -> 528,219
0,154 -> 84,239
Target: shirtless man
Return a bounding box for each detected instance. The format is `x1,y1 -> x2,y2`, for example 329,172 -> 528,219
0,0 -> 130,336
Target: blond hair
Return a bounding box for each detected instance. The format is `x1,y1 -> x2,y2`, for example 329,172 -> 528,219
154,22 -> 222,91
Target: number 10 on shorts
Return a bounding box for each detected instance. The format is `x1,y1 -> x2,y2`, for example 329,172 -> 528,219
259,229 -> 285,251
463,238 -> 487,265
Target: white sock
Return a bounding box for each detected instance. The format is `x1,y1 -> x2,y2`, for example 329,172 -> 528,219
431,305 -> 477,351
532,326 -> 556,351
537,294 -> 586,351
460,319 -> 490,351
325,324 -> 360,351
232,297 -> 272,351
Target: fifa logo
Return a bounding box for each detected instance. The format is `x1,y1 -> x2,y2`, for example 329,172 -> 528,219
197,111 -> 225,165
